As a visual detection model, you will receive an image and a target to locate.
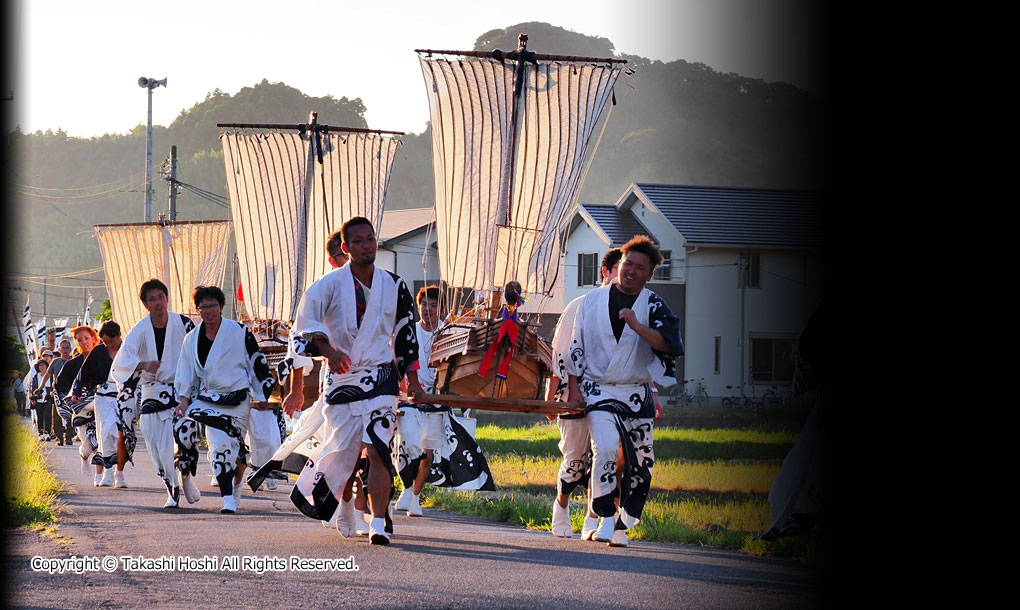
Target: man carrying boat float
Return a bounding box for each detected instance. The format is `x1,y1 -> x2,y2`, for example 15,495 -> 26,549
394,286 -> 496,517
248,230 -> 376,535
248,231 -> 349,492
547,247 -> 623,540
394,285 -> 447,516
289,217 -> 422,545
565,235 -> 683,548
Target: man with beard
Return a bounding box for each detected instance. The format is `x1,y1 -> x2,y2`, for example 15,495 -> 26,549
289,217 -> 421,545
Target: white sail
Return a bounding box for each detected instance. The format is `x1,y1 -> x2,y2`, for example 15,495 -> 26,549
94,221 -> 232,327
419,54 -> 622,295
220,129 -> 401,323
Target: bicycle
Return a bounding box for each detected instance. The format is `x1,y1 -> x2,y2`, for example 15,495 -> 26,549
760,385 -> 791,409
676,378 -> 709,407
721,384 -> 745,408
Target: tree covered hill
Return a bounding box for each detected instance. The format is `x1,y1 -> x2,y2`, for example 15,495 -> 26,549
6,21 -> 826,317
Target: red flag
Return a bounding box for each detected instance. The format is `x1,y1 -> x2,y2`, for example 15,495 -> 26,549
236,283 -> 244,302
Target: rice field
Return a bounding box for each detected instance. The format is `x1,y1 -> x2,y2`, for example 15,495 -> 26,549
418,421 -> 815,557
485,454 -> 781,494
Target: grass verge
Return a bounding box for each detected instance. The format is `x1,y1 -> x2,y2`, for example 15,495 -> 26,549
410,423 -> 818,559
3,412 -> 63,528
419,486 -> 811,557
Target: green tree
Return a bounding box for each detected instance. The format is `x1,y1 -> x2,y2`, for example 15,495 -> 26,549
2,336 -> 29,375
96,299 -> 113,323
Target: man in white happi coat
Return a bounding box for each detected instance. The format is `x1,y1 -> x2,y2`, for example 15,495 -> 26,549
392,285 -> 496,510
111,279 -> 199,508
547,248 -> 621,539
174,285 -> 276,514
393,285 -> 447,516
548,248 -> 666,540
247,233 -> 350,499
565,235 -> 683,547
250,234 -> 381,537
289,216 -> 422,545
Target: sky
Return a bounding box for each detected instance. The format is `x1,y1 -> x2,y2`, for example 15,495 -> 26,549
5,0 -> 827,138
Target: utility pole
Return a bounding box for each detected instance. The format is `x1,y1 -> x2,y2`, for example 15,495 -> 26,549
168,145 -> 178,221
145,84 -> 153,222
138,76 -> 167,222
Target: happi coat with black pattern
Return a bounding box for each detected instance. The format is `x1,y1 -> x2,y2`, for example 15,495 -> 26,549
287,264 -> 418,522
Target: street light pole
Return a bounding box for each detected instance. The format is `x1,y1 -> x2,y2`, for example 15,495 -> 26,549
138,76 -> 167,222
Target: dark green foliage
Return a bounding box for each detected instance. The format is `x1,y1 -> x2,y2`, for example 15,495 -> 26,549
2,336 -> 29,374
473,22 -> 616,57
96,298 -> 112,322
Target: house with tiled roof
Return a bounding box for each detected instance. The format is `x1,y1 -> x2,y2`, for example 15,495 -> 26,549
564,183 -> 826,404
375,208 -> 441,298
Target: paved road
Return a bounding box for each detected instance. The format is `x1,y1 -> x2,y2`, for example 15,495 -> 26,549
5,418 -> 827,609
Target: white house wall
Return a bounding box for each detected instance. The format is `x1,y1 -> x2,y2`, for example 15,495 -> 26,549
563,221 -> 611,305
683,247 -> 824,403
377,232 -> 442,291
625,197 -> 686,284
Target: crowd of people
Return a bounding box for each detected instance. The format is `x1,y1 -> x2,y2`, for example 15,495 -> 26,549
11,216 -> 683,550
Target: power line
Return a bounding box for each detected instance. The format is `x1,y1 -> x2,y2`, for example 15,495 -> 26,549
9,174 -> 135,192
9,170 -> 92,229
6,267 -> 104,280
175,180 -> 230,208
9,177 -> 137,198
13,277 -> 106,289
9,183 -> 144,205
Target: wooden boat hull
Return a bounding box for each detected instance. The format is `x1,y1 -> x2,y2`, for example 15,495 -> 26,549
430,318 -> 552,400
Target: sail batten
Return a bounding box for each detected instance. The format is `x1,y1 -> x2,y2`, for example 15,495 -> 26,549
220,128 -> 401,323
420,54 -> 622,296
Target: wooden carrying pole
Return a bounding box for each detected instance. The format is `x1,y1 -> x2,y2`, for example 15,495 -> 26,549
412,392 -> 583,416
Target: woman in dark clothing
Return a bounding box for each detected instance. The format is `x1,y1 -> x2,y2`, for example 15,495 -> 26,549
55,326 -> 102,482
29,360 -> 53,438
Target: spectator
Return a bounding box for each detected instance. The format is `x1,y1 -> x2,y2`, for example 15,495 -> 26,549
29,359 -> 54,440
42,338 -> 75,445
13,372 -> 27,417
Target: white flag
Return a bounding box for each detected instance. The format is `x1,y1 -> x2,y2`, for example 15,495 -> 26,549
23,297 -> 37,364
83,293 -> 92,327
